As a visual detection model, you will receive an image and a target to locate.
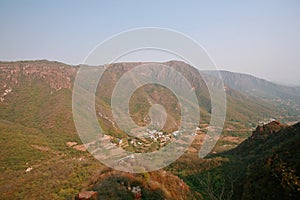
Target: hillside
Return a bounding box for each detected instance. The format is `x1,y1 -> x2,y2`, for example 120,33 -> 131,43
205,70 -> 300,120
0,60 -> 298,199
94,61 -> 286,152
169,121 -> 300,200
230,121 -> 300,199
82,168 -> 194,200
0,60 -> 103,199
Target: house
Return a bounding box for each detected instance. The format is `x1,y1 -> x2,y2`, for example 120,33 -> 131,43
118,139 -> 122,145
75,191 -> 98,200
172,131 -> 180,137
25,167 -> 33,173
131,186 -> 142,200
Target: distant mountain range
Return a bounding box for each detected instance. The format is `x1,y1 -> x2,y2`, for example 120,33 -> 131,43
206,70 -> 300,98
205,70 -> 300,117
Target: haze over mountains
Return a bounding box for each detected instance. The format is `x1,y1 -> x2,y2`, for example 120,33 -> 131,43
0,60 -> 299,199
205,70 -> 300,118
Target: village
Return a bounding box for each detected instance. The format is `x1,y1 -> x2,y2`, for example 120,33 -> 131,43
114,126 -> 203,154
115,129 -> 182,153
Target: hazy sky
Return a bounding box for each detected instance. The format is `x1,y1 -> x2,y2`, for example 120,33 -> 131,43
0,0 -> 300,85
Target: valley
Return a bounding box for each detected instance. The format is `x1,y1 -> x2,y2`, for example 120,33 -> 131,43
0,60 -> 299,199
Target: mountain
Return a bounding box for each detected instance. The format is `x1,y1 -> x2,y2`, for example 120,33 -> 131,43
0,60 -> 102,199
205,70 -> 300,119
0,60 -> 298,199
174,121 -> 300,200
95,61 -> 286,140
229,121 -> 300,199
207,70 -> 300,100
232,120 -> 287,153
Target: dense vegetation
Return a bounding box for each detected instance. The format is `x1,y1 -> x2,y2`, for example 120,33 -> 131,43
169,121 -> 300,199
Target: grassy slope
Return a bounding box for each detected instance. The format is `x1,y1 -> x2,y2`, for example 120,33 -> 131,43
0,76 -> 103,199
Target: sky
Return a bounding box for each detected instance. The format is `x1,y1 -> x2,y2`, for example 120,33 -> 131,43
0,0 -> 300,85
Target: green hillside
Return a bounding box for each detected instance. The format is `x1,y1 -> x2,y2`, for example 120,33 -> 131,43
173,121 -> 300,199
0,60 -> 298,199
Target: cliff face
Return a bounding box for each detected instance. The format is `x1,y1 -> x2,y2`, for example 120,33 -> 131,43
0,60 -> 77,102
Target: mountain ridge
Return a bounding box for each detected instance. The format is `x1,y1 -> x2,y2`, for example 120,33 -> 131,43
0,59 -> 298,199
